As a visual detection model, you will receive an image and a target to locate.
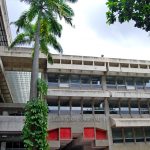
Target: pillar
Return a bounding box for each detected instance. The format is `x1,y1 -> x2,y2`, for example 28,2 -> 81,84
69,98 -> 72,116
104,98 -> 113,150
2,111 -> 8,116
58,98 -> 60,116
1,142 -> 6,150
102,74 -> 107,90
1,111 -> 8,150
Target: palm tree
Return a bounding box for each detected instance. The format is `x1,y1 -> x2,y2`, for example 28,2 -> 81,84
11,0 -> 77,100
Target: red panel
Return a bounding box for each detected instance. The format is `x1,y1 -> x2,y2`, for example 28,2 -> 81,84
96,129 -> 107,140
84,128 -> 95,139
60,128 -> 71,140
47,129 -> 59,141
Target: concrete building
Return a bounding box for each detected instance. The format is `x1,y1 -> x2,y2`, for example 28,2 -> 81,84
1,0 -> 150,149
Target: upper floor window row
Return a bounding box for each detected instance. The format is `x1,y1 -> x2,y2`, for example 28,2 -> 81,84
106,76 -> 150,89
48,74 -> 102,89
48,74 -> 101,85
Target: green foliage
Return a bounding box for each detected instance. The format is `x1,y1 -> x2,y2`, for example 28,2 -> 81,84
10,0 -> 77,62
37,78 -> 48,99
106,0 -> 150,32
23,79 -> 49,150
23,99 -> 49,150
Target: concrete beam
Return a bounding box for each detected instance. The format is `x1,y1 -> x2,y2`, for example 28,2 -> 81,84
110,117 -> 150,127
0,57 -> 13,102
0,0 -> 12,45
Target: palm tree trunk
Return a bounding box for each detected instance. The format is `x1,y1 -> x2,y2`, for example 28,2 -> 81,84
30,19 -> 40,100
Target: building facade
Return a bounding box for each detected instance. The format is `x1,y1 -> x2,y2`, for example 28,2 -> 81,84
1,0 -> 150,150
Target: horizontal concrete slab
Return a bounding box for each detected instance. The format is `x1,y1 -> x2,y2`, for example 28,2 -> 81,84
110,117 -> 150,127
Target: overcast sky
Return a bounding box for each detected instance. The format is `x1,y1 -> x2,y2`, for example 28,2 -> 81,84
6,0 -> 150,60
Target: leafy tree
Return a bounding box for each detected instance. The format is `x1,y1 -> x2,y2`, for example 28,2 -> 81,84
10,0 -> 77,149
11,0 -> 77,100
106,0 -> 150,32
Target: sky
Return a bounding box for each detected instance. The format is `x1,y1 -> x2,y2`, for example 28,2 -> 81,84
6,0 -> 150,60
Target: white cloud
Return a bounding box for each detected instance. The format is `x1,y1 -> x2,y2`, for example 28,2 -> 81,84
6,0 -> 150,60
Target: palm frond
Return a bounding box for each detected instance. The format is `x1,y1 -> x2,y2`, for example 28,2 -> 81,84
66,0 -> 78,3
47,34 -> 63,53
9,33 -> 31,48
47,52 -> 53,64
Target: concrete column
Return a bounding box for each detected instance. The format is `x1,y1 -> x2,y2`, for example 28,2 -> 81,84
81,99 -> 83,115
104,98 -> 112,150
102,74 -> 107,90
138,99 -> 141,116
1,142 -> 6,150
58,98 -> 60,116
1,110 -> 7,150
92,100 -> 95,115
2,111 -> 8,116
69,99 -> 72,116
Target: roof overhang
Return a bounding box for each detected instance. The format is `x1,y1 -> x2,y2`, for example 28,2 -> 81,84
0,0 -> 12,45
110,117 -> 150,127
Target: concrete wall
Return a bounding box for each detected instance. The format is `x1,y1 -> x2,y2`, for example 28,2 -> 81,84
112,143 -> 150,150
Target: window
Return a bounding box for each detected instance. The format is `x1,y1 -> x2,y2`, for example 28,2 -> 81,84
60,100 -> 70,115
140,102 -> 149,114
116,77 -> 126,90
91,76 -> 101,85
126,77 -> 134,86
135,78 -> 144,89
120,101 -> 129,115
124,128 -> 134,142
60,74 -> 69,83
109,102 -> 120,114
106,76 -> 116,89
94,101 -> 104,114
117,77 -> 125,85
145,127 -> 150,141
135,128 -> 144,142
81,75 -> 90,84
91,76 -> 101,89
70,75 -> 80,84
106,76 -> 116,85
48,106 -> 58,114
130,102 -> 140,115
48,74 -> 59,83
144,78 -> 150,89
112,128 -> 123,143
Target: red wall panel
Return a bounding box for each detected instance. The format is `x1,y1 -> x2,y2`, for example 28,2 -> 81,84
96,129 -> 107,140
60,128 -> 71,140
84,128 -> 95,139
47,129 -> 59,141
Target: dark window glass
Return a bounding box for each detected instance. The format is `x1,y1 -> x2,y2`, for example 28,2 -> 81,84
135,128 -> 144,142
70,75 -> 80,84
48,74 -> 59,83
117,77 -> 125,85
106,76 -> 116,85
109,102 -> 120,114
140,102 -> 149,114
81,76 -> 90,84
144,78 -> 150,88
94,101 -> 104,114
130,102 -> 139,114
91,76 -> 101,85
60,74 -> 69,83
13,142 -> 20,148
112,128 -> 123,143
135,78 -> 144,86
120,102 -> 129,114
126,77 -> 134,86
124,128 -> 134,142
6,142 -> 13,148
145,127 -> 150,141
